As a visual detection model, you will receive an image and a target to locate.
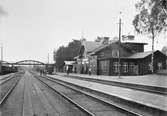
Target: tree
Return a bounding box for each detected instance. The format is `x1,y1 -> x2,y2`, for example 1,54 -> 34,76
133,0 -> 167,73
162,45 -> 167,55
53,46 -> 65,70
53,40 -> 81,70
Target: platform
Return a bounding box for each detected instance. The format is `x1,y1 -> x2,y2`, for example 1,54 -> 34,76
56,72 -> 167,89
48,74 -> 167,112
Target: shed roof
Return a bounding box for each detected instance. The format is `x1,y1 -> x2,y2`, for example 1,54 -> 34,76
126,51 -> 152,59
125,50 -> 165,59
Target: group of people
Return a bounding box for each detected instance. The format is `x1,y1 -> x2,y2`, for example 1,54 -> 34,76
66,66 -> 70,75
40,69 -> 47,76
66,65 -> 92,76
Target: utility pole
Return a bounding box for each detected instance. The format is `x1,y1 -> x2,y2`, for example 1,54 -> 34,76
118,12 -> 122,78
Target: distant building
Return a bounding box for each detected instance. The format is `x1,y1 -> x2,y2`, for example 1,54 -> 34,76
64,61 -> 76,73
0,61 -> 18,75
76,39 -> 167,75
77,40 -> 103,74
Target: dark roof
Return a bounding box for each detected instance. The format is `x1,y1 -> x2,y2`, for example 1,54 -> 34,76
90,39 -> 118,55
82,41 -> 102,53
90,40 -> 148,56
122,42 -> 148,45
90,44 -> 109,54
126,51 -> 152,59
125,50 -> 165,59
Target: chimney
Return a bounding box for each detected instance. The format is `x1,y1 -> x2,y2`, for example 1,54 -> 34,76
102,37 -> 109,44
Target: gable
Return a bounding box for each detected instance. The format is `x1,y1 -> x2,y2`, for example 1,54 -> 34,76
96,43 -> 132,59
78,41 -> 102,58
83,41 -> 102,53
153,50 -> 167,59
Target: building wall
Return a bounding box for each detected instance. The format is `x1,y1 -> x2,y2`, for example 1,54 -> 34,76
97,43 -> 132,59
141,51 -> 167,75
96,43 -> 134,76
122,43 -> 145,53
97,51 -> 167,76
109,59 -> 139,76
90,55 -> 97,75
98,59 -> 110,75
76,59 -> 82,74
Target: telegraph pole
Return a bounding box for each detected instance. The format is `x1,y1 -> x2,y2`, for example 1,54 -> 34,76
118,12 -> 122,78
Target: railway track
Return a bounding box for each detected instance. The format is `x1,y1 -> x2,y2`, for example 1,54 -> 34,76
0,74 -> 12,80
0,72 -> 22,106
33,73 -> 147,116
1,71 -> 91,116
30,73 -> 91,116
0,74 -> 15,85
60,74 -> 167,95
36,74 -> 167,116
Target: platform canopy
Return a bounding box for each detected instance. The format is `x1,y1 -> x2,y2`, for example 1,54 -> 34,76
64,61 -> 76,65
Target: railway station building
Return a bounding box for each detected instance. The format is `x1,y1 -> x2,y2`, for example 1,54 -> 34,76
76,40 -> 102,74
76,38 -> 167,76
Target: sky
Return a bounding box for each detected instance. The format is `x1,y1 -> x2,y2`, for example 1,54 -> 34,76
0,0 -> 166,63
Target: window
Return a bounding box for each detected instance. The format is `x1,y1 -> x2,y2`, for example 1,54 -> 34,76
148,62 -> 152,71
93,65 -> 96,72
157,62 -> 162,70
113,62 -> 119,73
129,63 -> 134,73
123,62 -> 128,73
112,50 -> 119,58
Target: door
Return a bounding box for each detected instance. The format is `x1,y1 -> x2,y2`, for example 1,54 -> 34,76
99,60 -> 110,75
134,65 -> 139,75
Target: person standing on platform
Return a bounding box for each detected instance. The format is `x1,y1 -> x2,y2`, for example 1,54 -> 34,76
88,68 -> 92,75
40,69 -> 42,76
66,66 -> 69,75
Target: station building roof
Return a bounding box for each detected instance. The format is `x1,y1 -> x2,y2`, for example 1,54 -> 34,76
124,50 -> 164,59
